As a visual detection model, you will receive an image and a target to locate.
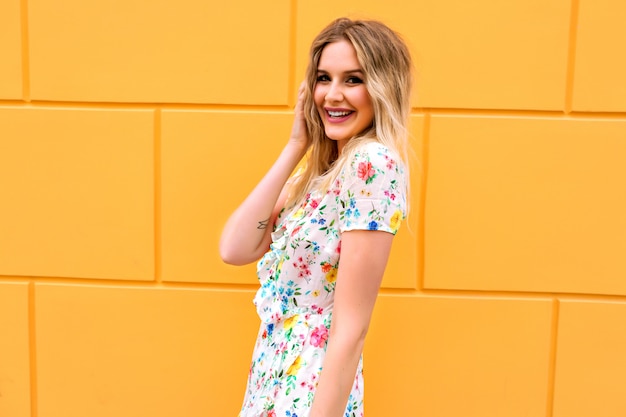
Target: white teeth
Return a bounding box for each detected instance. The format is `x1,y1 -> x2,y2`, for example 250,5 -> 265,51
328,110 -> 351,117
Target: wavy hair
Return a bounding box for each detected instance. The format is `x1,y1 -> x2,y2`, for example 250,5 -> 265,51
287,17 -> 413,208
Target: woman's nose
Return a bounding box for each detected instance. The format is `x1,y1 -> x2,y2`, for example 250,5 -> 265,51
325,81 -> 343,103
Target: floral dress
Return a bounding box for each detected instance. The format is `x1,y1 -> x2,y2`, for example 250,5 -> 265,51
238,142 -> 407,417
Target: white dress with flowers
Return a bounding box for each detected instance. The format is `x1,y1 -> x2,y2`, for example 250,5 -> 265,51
238,141 -> 407,417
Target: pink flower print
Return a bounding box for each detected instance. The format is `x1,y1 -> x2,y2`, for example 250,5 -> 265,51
384,190 -> 397,201
311,304 -> 324,315
310,325 -> 329,348
357,161 -> 375,182
294,256 -> 311,279
310,199 -> 320,209
327,179 -> 342,196
291,225 -> 302,236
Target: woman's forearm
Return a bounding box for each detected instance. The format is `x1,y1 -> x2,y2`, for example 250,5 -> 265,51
219,142 -> 306,265
309,330 -> 366,417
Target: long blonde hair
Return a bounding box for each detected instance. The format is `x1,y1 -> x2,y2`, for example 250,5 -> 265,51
287,18 -> 413,208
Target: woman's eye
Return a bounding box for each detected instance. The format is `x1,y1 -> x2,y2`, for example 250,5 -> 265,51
347,76 -> 363,84
316,74 -> 330,82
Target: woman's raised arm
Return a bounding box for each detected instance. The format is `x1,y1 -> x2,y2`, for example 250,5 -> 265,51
219,84 -> 310,265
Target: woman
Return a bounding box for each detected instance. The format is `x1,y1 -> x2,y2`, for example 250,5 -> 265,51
220,17 -> 413,417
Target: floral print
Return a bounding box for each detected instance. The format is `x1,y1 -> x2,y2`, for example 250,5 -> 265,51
238,142 -> 407,417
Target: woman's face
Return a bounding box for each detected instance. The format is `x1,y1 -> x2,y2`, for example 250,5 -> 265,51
313,39 -> 374,152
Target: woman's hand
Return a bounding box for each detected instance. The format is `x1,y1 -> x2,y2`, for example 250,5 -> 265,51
288,81 -> 311,152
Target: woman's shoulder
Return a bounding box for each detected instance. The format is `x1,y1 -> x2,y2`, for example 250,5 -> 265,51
335,140 -> 408,233
353,140 -> 393,156
334,140 -> 407,194
348,141 -> 405,174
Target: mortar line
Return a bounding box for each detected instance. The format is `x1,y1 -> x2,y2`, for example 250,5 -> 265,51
287,0 -> 299,108
422,108 -> 626,118
4,274 -> 626,301
28,282 -> 38,417
564,0 -> 581,113
0,100 -> 293,111
380,287 -> 626,302
416,113 -> 430,291
154,108 -> 163,283
20,0 -> 31,101
545,298 -> 561,417
1,100 -> 626,119
0,275 -> 260,291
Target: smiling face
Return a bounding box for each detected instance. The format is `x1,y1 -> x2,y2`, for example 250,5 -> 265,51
313,39 -> 375,152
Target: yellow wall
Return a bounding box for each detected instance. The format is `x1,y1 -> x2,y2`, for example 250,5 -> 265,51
1,1 -> 625,416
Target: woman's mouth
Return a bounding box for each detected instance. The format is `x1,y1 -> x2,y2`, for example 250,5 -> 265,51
326,109 -> 353,122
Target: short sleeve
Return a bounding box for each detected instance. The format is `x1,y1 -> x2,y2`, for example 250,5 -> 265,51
336,142 -> 408,234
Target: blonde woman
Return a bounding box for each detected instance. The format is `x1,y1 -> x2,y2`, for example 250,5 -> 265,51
220,17 -> 413,417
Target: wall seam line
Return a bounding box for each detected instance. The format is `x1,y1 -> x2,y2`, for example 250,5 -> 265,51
1,101 -> 626,119
28,281 -> 38,417
20,0 -> 31,101
564,0 -> 581,113
4,274 -> 626,302
545,298 -> 561,417
286,0 -> 298,107
416,112 -> 430,290
154,108 -> 162,283
0,101 -> 294,111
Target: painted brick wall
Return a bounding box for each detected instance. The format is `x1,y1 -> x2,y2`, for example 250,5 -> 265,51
1,1 -> 625,416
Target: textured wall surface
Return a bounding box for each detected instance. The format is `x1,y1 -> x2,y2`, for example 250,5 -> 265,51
1,1 -> 625,416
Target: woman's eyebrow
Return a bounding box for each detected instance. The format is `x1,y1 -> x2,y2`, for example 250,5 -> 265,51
316,69 -> 364,74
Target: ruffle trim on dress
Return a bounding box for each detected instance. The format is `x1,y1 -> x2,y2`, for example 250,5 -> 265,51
254,225 -> 289,323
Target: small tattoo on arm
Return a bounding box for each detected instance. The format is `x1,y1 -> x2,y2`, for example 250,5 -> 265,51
257,218 -> 270,230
